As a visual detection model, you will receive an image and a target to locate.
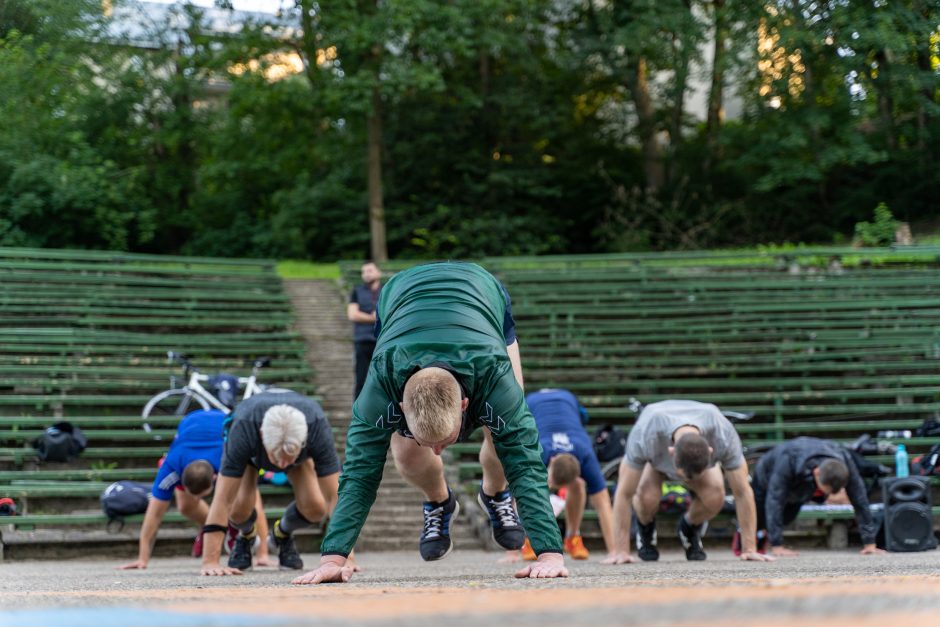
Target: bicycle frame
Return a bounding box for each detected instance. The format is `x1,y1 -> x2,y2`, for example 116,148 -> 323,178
185,370 -> 266,412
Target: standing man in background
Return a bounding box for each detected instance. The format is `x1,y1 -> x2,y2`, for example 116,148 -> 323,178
348,261 -> 382,398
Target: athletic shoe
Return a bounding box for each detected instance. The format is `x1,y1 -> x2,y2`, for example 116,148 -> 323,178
227,534 -> 254,570
564,535 -> 590,560
420,489 -> 459,561
223,524 -> 238,554
268,529 -> 304,570
191,530 -> 204,558
732,530 -> 767,556
477,486 -> 525,550
678,516 -> 708,561
520,537 -> 537,561
635,517 -> 659,561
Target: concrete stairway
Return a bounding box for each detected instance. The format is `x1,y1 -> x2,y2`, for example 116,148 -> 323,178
283,279 -> 483,553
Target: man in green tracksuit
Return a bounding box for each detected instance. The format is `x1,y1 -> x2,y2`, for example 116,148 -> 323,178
293,262 -> 568,584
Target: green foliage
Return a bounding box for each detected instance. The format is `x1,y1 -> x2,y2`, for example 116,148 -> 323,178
854,203 -> 900,246
0,0 -> 936,258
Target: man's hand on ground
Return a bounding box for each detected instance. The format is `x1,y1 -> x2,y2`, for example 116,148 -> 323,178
116,559 -> 148,570
514,552 -> 569,579
201,562 -> 243,576
292,555 -> 356,585
741,551 -> 777,562
769,545 -> 798,557
601,552 -> 637,565
860,544 -> 887,555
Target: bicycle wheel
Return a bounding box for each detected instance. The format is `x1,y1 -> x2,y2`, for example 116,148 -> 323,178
141,389 -> 210,438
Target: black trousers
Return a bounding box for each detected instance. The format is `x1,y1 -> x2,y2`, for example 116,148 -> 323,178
354,340 -> 376,399
753,485 -> 804,532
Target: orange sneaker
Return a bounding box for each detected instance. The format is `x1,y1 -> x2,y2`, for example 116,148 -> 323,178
564,535 -> 590,560
520,537 -> 537,561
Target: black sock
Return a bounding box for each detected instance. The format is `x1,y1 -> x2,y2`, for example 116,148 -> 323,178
231,509 -> 257,540
276,501 -> 315,537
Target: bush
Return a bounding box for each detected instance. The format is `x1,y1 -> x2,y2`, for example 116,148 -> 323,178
854,203 -> 899,247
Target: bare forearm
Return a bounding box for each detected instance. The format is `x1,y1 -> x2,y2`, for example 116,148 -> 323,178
506,341 -> 524,391
734,484 -> 758,553
590,492 -> 617,554
611,488 -> 634,553
137,501 -> 168,562
347,305 -> 376,324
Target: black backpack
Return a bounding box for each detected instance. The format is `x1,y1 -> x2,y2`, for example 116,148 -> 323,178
593,424 -> 628,463
101,481 -> 151,531
915,419 -> 940,438
34,422 -> 88,462
912,443 -> 940,477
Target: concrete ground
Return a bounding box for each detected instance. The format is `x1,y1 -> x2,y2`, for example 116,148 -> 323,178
2,548 -> 939,626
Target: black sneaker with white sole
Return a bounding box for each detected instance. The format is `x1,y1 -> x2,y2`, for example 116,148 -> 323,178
227,534 -> 253,570
268,529 -> 304,570
420,489 -> 459,561
477,485 -> 525,550
635,517 -> 660,562
678,516 -> 708,561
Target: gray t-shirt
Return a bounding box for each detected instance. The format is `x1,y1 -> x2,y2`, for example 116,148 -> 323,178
624,400 -> 743,481
220,391 -> 340,478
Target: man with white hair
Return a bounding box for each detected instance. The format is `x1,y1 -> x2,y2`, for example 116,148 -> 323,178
293,261 -> 567,585
199,391 -> 340,575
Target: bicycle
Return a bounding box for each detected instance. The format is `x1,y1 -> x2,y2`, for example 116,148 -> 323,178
141,351 -> 289,435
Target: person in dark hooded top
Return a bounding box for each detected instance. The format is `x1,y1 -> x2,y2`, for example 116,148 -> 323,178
747,436 -> 884,557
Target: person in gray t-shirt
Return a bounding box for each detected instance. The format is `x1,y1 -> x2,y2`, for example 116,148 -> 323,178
200,392 -> 342,576
603,400 -> 772,565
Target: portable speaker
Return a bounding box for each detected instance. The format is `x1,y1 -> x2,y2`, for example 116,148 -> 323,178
881,476 -> 938,552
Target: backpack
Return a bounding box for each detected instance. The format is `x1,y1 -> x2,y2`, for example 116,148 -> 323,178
914,419 -> 940,438
208,374 -> 240,409
33,422 -> 88,462
593,424 -> 628,463
101,480 -> 151,531
912,443 -> 940,477
0,497 -> 16,516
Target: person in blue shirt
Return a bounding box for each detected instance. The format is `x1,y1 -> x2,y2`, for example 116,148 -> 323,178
117,409 -> 272,569
518,389 -> 615,561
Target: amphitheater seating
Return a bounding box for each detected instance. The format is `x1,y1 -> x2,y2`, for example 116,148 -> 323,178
341,248 -> 940,547
0,247 -> 315,549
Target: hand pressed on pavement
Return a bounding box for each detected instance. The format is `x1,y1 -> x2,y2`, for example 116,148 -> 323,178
201,563 -> 243,576
514,552 -> 569,579
292,555 -> 356,585
601,552 -> 637,565
741,551 -> 776,562
116,559 -> 148,570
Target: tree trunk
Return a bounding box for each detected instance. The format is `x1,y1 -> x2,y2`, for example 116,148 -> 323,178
872,50 -> 897,151
627,56 -> 663,192
706,0 -> 726,155
367,84 -> 387,262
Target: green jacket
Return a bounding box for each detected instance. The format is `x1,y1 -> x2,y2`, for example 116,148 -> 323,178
320,262 -> 563,557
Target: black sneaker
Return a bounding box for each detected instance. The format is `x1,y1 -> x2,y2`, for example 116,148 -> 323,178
477,485 -> 525,550
420,490 -> 460,561
227,534 -> 253,570
678,516 -> 708,561
268,529 -> 304,570
635,517 -> 659,562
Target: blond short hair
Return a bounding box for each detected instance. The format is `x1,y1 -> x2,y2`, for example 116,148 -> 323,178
261,404 -> 308,460
402,367 -> 461,442
549,453 -> 581,487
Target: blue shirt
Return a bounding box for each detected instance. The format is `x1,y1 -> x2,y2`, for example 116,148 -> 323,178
152,409 -> 227,501
350,283 -> 382,342
526,389 -> 606,495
